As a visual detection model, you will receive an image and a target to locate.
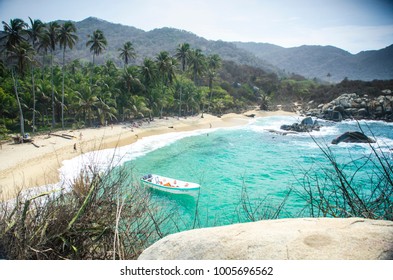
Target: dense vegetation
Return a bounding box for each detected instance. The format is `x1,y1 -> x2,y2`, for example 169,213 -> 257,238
1,17 -> 392,260
0,18 -> 267,139
1,17 -> 393,141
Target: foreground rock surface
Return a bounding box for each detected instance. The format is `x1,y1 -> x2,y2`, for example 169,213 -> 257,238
138,218 -> 393,260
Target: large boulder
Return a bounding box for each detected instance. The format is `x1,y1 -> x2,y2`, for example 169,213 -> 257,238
331,131 -> 376,145
138,218 -> 393,260
300,116 -> 314,126
312,92 -> 393,121
280,117 -> 320,133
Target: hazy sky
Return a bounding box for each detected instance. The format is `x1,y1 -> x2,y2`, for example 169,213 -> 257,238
1,0 -> 392,54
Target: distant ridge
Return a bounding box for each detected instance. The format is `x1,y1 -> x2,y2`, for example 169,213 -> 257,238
55,17 -> 392,82
234,42 -> 393,82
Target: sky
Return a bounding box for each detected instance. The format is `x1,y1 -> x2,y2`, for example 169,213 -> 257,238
1,0 -> 392,54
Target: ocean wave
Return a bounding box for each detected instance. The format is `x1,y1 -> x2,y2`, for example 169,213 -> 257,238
57,128 -> 216,189
21,115 -> 393,198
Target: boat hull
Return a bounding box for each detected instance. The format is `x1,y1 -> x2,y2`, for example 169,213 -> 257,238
140,174 -> 200,195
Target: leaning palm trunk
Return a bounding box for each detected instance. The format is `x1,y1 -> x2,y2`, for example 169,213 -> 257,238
31,65 -> 36,132
11,69 -> 25,139
50,50 -> 55,128
61,48 -> 65,129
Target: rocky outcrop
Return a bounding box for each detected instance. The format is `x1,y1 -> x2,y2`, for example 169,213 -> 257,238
331,131 -> 376,145
138,218 -> 393,260
280,117 -> 320,133
306,92 -> 393,122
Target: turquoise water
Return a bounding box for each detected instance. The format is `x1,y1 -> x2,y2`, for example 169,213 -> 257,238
117,116 -> 393,232
58,115 -> 393,233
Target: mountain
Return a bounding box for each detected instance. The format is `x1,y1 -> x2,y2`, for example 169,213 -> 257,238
234,42 -> 393,82
61,17 -> 279,74
38,17 -> 393,82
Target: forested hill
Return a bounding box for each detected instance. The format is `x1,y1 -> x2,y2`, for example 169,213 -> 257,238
57,17 -> 392,83
61,17 -> 279,74
234,42 -> 393,82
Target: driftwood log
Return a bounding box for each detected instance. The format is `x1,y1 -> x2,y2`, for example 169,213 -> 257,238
49,133 -> 74,140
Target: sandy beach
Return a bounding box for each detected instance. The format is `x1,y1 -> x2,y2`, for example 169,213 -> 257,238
0,110 -> 296,200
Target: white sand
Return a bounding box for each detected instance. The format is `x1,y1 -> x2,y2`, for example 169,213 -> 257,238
0,110 -> 296,200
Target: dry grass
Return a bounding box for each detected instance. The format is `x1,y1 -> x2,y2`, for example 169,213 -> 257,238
296,125 -> 393,221
0,165 -> 172,260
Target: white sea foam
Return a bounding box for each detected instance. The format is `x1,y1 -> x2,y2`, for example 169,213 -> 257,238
13,116 -> 393,200
247,116 -> 340,139
57,128 -> 216,190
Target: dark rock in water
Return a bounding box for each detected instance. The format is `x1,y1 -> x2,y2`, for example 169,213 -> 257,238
331,131 -> 376,145
301,116 -> 314,126
280,117 -> 320,133
332,110 -> 343,122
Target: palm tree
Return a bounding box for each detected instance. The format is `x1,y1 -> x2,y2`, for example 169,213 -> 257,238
175,43 -> 190,72
140,58 -> 157,88
8,42 -> 35,139
139,58 -> 157,119
26,17 -> 44,49
175,43 -> 190,118
127,95 -> 149,119
156,51 -> 177,85
174,77 -> 199,116
156,51 -> 177,118
86,29 -> 107,66
95,84 -> 117,126
118,41 -> 136,67
27,18 -> 45,132
1,19 -> 29,139
122,67 -> 142,93
86,30 -> 107,87
58,21 -> 78,128
206,54 -> 221,113
76,85 -> 99,127
188,48 -> 205,86
117,67 -> 141,120
0,18 -> 27,52
45,21 -> 60,128
37,30 -> 50,79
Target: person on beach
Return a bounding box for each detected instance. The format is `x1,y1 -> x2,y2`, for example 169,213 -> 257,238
73,143 -> 77,152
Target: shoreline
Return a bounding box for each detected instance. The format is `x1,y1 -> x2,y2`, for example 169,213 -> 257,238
0,110 -> 297,200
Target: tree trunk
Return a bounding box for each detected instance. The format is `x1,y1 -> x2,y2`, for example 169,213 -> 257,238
61,47 -> 65,129
11,69 -> 25,140
31,65 -> 36,132
90,54 -> 95,86
50,50 -> 55,128
179,87 -> 182,119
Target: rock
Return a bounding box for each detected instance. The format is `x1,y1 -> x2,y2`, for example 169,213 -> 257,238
331,110 -> 343,122
333,105 -> 345,113
300,116 -> 314,126
357,108 -> 368,117
280,117 -> 320,133
313,92 -> 393,122
138,218 -> 393,260
331,131 -> 376,145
